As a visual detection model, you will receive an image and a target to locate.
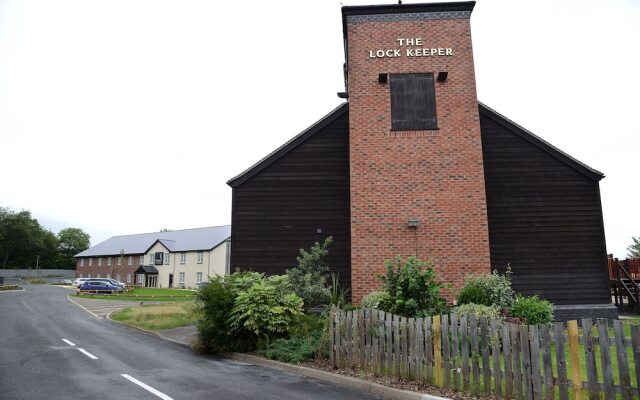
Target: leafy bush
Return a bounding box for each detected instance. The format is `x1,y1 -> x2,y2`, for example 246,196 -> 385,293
326,273 -> 350,309
195,275 -> 240,354
377,256 -> 447,318
229,275 -> 304,344
451,303 -> 502,321
510,295 -> 554,325
286,237 -> 333,309
258,330 -> 323,363
456,268 -> 515,310
456,284 -> 490,307
360,291 -> 389,309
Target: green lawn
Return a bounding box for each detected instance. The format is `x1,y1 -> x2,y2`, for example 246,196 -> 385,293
110,301 -> 198,331
75,287 -> 197,301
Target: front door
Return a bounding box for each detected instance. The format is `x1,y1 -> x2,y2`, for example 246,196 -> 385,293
168,274 -> 174,288
146,275 -> 158,288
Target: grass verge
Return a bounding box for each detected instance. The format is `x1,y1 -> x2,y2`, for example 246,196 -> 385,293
110,301 -> 198,331
76,288 -> 197,301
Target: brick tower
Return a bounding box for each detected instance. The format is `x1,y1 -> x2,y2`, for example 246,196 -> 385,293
343,2 -> 491,302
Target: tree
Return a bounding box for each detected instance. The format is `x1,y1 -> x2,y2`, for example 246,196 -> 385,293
0,207 -> 57,268
628,236 -> 640,258
57,228 -> 91,269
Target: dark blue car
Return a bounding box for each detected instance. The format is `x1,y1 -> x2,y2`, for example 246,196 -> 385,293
79,280 -> 124,294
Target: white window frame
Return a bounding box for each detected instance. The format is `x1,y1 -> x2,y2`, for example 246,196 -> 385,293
96,273 -> 100,278
164,253 -> 169,265
116,273 -> 120,282
80,259 -> 84,267
149,254 -> 154,265
108,257 -> 112,266
179,272 -> 185,284
98,258 -> 102,266
197,251 -> 203,264
87,273 -> 91,278
89,258 -> 93,266
117,256 -> 122,266
139,255 -> 144,265
196,272 -> 203,284
126,273 -> 131,284
106,273 -> 111,279
180,252 -> 186,264
79,273 -> 83,278
128,256 -> 132,266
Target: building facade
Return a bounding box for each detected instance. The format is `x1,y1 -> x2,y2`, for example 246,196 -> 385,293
75,226 -> 231,288
227,2 -> 614,319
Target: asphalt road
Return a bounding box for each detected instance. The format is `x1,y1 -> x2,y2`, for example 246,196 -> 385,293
0,285 -> 381,400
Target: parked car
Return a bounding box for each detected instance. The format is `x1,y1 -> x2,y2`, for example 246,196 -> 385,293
72,278 -> 90,288
79,281 -> 124,294
105,279 -> 126,289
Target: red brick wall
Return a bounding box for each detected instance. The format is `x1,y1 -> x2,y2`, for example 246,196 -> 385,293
346,10 -> 491,302
75,256 -> 140,283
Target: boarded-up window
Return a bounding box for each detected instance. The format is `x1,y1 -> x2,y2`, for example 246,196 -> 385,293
390,73 -> 437,131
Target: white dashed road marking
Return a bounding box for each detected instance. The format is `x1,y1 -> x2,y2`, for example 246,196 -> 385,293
78,348 -> 98,360
62,339 -> 76,346
121,374 -> 174,400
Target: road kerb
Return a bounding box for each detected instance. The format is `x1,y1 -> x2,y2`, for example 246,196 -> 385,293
226,353 -> 451,400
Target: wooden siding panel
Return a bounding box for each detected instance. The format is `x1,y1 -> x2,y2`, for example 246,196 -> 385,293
230,112 -> 351,290
480,115 -> 609,305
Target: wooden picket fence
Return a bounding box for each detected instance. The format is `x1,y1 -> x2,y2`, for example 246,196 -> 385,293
328,307 -> 640,400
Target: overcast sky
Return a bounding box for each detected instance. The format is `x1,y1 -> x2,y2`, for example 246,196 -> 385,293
1,0 -> 638,259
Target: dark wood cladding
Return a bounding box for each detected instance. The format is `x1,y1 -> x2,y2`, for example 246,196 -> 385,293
230,110 -> 351,289
480,110 -> 610,305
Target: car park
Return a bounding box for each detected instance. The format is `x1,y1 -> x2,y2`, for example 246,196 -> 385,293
79,280 -> 124,294
72,278 -> 90,288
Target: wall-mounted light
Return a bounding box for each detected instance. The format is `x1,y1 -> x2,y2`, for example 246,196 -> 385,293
378,73 -> 388,84
407,219 -> 419,228
317,228 -> 323,234
437,71 -> 448,82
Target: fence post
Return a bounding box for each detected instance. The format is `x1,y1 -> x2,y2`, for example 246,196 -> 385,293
433,315 -> 442,387
329,306 -> 335,365
567,320 -> 583,400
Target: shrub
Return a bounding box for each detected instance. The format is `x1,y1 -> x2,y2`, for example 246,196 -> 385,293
451,303 -> 503,321
510,295 -> 554,325
457,284 -> 491,307
258,330 -> 323,363
326,273 -> 350,309
377,256 -> 447,318
195,275 -> 239,354
229,275 -> 304,345
360,291 -> 389,309
286,237 -> 333,309
456,268 -> 515,310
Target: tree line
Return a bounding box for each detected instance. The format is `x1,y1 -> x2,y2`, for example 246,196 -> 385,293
0,207 -> 90,269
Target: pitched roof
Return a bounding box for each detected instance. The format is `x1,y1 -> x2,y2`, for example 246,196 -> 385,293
226,102 -> 604,188
478,102 -> 604,181
227,102 -> 348,187
75,225 -> 231,257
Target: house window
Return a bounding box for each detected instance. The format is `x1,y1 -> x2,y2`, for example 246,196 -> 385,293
137,274 -> 145,285
179,272 -> 185,284
88,273 -> 91,278
117,256 -> 122,266
79,273 -> 83,278
197,251 -> 203,264
128,256 -> 132,266
196,272 -> 203,284
154,252 -> 163,265
116,273 -> 120,282
127,273 -> 131,283
107,257 -> 112,266
89,258 -> 93,266
96,273 -> 100,278
180,253 -> 186,264
390,73 -> 437,131
98,258 -> 102,266
80,259 -> 84,267
164,253 -> 169,265
106,273 -> 111,279
149,254 -> 154,265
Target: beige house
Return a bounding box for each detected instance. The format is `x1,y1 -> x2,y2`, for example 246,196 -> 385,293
75,226 -> 231,288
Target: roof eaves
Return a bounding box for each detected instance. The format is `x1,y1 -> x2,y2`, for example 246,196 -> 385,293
478,102 -> 605,181
226,102 -> 349,188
